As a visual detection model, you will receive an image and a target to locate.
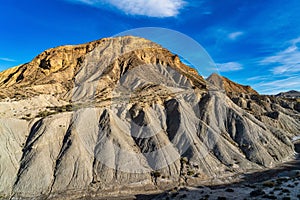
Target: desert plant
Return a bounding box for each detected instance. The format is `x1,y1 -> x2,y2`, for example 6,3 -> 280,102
262,181 -> 276,188
282,189 -> 290,193
250,189 -> 265,197
187,170 -> 195,176
151,171 -> 161,178
36,110 -> 57,118
180,157 -> 188,164
225,188 -> 234,192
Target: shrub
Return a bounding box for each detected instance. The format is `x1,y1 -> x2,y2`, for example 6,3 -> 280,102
36,110 -> 56,118
262,194 -> 276,199
225,188 -> 234,192
262,181 -> 276,188
282,197 -> 291,200
170,192 -> 179,198
250,189 -> 265,197
151,171 -> 161,178
282,189 -> 290,193
187,170 -> 195,176
273,187 -> 281,191
180,157 -> 188,164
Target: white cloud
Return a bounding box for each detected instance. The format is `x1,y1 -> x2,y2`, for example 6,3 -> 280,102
271,65 -> 300,74
71,0 -> 186,17
261,37 -> 300,75
246,76 -> 269,81
217,62 -> 243,72
253,76 -> 300,94
228,31 -> 244,40
0,57 -> 16,62
254,37 -> 300,94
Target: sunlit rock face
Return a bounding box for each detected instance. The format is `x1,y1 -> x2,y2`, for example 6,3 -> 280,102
0,36 -> 299,199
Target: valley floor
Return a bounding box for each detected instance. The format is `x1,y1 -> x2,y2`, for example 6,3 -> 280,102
143,143 -> 300,200
84,143 -> 300,200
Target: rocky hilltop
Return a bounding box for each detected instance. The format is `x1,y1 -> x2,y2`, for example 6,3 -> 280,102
0,36 -> 299,199
276,90 -> 300,99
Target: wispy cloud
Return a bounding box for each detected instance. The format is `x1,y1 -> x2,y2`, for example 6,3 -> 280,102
253,76 -> 300,94
217,62 -> 243,72
0,57 -> 16,62
68,0 -> 187,17
261,37 -> 300,75
228,31 -> 244,40
246,76 -> 269,81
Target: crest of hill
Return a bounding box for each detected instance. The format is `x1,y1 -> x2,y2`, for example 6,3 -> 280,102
276,90 -> 300,98
207,73 -> 258,95
0,36 -> 299,200
0,36 -> 205,100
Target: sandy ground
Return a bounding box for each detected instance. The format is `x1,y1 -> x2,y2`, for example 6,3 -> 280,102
92,143 -> 300,200
146,143 -> 300,200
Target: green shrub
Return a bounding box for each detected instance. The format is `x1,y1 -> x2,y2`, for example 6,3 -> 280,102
262,181 -> 276,188
187,170 -> 195,176
36,110 -> 55,118
180,157 -> 188,164
282,189 -> 290,193
151,171 -> 161,178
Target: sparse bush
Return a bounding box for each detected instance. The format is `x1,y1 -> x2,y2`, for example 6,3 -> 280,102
263,181 -> 276,188
277,177 -> 288,182
273,187 -> 281,191
37,105 -> 76,117
282,189 -> 290,193
36,110 -> 55,118
250,189 -> 265,197
225,188 -> 234,192
187,170 -> 195,176
262,194 -> 276,199
199,194 -> 210,200
245,184 -> 256,188
282,197 -> 290,200
151,171 -> 161,178
48,104 -> 81,113
21,117 -> 31,121
170,192 -> 179,198
180,157 -> 188,164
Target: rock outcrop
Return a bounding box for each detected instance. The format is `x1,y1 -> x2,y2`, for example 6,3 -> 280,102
0,36 -> 299,199
276,90 -> 300,98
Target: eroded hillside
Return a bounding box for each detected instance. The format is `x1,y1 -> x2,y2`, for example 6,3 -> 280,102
0,36 -> 299,199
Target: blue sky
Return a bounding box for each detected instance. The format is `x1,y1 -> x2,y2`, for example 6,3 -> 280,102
0,0 -> 300,94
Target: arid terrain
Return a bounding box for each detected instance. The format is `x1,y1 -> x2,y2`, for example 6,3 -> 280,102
0,36 -> 299,200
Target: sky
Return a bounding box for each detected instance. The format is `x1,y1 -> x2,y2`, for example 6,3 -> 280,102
0,0 -> 300,94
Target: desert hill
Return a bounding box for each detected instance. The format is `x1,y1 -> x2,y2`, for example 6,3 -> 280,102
276,90 -> 300,99
0,36 -> 299,199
